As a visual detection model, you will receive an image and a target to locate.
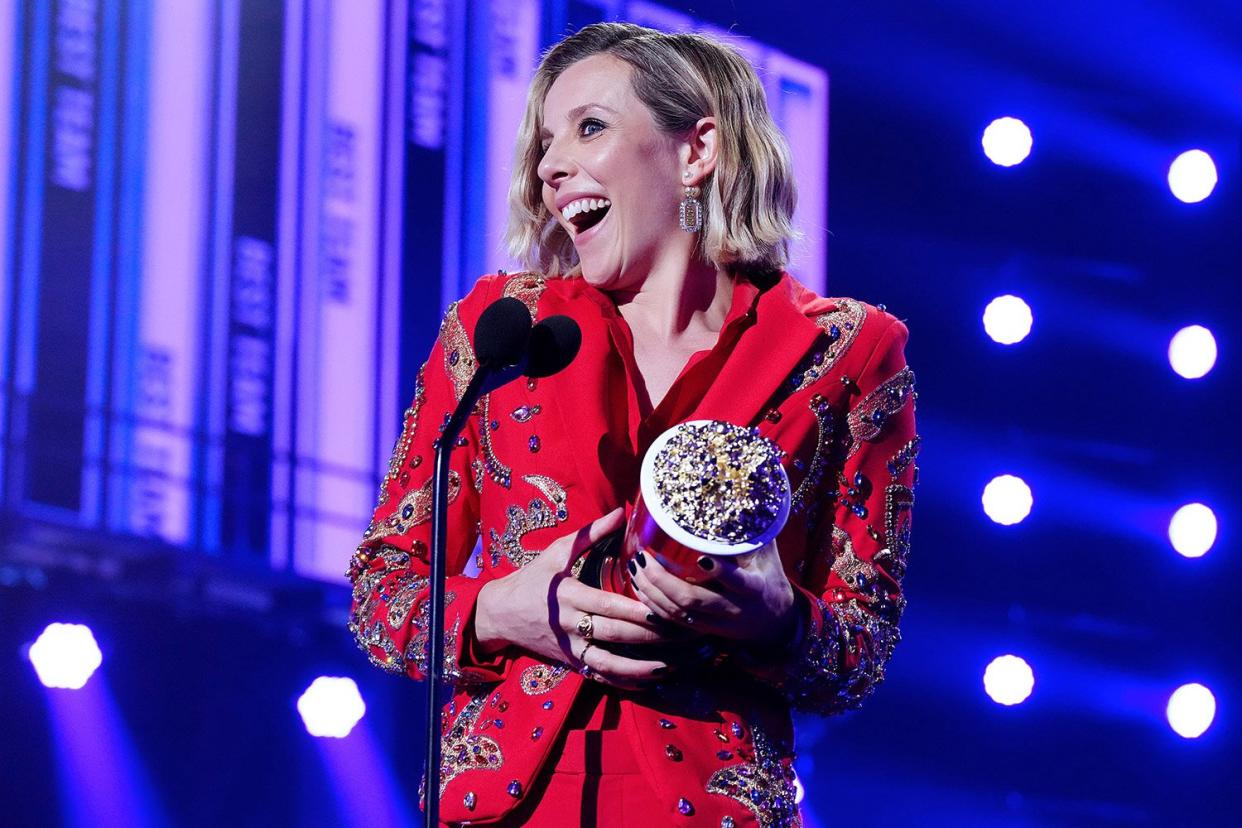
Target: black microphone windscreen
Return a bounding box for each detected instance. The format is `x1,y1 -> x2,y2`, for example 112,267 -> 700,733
525,315 -> 582,378
474,297 -> 532,368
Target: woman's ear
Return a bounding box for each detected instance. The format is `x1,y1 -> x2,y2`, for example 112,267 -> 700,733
681,116 -> 718,185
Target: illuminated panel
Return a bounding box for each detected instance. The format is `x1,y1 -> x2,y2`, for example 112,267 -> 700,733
115,0 -> 213,545
268,0 -> 305,568
220,0 -> 285,559
481,0 -> 541,271
0,0 -> 18,497
374,0 -> 408,512
10,0 -> 123,519
401,0 -> 453,389
762,52 -> 828,294
200,0 -> 241,554
292,0 -> 387,581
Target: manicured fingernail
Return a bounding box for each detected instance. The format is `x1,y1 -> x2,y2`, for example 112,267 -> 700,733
636,552 -> 647,568
646,612 -> 659,624
651,666 -> 668,675
696,556 -> 715,571
627,559 -> 638,576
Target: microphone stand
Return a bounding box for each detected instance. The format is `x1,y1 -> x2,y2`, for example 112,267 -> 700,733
425,362 -> 521,826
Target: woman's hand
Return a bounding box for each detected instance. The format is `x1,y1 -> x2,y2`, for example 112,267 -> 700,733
628,540 -> 799,645
474,507 -> 680,689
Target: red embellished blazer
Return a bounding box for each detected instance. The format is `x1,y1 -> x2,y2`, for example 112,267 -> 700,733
347,270 -> 918,826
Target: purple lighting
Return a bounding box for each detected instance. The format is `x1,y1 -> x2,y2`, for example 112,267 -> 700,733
316,720 -> 419,828
47,675 -> 167,827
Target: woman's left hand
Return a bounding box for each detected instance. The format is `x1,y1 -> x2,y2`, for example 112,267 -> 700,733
628,541 -> 799,645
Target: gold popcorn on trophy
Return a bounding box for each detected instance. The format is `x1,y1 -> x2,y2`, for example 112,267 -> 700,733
589,420 -> 791,600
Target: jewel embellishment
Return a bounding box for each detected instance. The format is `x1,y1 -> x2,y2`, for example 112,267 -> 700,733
510,404 -> 541,423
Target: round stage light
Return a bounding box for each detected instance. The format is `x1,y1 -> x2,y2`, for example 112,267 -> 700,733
1168,503 -> 1217,558
297,676 -> 366,738
1168,325 -> 1217,379
982,475 -> 1033,525
27,623 -> 103,690
1168,150 -> 1217,203
1166,683 -> 1216,738
981,117 -> 1033,167
983,295 -> 1033,344
983,655 -> 1035,705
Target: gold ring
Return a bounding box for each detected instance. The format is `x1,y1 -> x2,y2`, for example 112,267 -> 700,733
578,642 -> 595,677
576,612 -> 595,641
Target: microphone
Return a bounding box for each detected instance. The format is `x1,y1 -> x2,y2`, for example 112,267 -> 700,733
474,296 -> 533,372
422,295 -> 580,826
526,315 -> 582,378
474,301 -> 582,394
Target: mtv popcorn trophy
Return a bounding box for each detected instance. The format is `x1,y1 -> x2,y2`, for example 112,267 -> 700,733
578,420 -> 791,662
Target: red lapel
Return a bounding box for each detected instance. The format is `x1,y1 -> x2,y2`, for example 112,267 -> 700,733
692,273 -> 823,426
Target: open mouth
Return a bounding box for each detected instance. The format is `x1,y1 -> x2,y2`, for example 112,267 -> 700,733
564,198 -> 611,238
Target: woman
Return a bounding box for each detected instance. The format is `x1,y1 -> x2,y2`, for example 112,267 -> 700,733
348,22 -> 917,827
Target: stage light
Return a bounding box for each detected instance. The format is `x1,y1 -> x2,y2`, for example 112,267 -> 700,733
981,117 -> 1033,167
1166,683 -> 1216,738
297,676 -> 366,738
1168,325 -> 1217,379
982,475 -> 1033,525
982,295 -> 1033,344
1168,150 -> 1217,203
1168,503 -> 1217,558
983,655 -> 1035,706
28,623 -> 103,690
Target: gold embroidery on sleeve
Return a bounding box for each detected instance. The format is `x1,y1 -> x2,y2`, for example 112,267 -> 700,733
362,471 -> 462,541
828,526 -> 877,591
846,367 -> 915,458
886,435 -> 921,479
880,484 -> 914,583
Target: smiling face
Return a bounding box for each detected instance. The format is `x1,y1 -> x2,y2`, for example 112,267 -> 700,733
537,54 -> 689,291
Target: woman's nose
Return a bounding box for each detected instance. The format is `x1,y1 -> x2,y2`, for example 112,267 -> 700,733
537,140 -> 575,186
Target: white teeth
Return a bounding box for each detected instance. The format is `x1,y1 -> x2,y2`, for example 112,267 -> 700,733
562,197 -> 611,221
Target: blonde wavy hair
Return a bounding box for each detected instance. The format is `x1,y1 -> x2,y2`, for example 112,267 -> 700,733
505,22 -> 798,279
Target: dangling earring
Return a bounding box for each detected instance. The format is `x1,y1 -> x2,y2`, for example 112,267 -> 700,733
679,183 -> 703,233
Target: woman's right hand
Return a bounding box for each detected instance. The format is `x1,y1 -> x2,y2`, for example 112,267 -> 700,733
474,507 -> 679,689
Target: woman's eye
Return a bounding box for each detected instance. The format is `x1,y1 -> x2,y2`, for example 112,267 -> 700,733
579,118 -> 605,137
